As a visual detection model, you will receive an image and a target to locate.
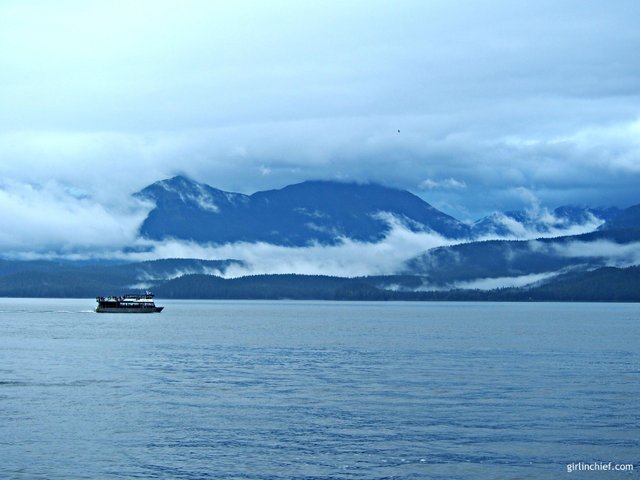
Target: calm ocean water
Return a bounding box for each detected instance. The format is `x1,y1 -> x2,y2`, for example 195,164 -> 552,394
0,299 -> 638,479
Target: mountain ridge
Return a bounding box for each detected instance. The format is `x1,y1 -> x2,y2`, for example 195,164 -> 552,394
135,176 -> 471,245
0,176 -> 636,300
471,205 -> 620,238
135,175 -> 622,246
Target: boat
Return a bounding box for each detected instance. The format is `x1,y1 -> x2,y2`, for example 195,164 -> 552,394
95,292 -> 164,313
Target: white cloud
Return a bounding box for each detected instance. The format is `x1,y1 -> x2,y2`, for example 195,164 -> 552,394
0,0 -> 639,243
552,118 -> 640,174
475,210 -> 605,241
0,179 -> 149,254
419,178 -> 467,190
551,240 -> 640,267
171,228 -> 453,278
79,219 -> 459,277
1,209 -> 463,276
453,271 -> 560,290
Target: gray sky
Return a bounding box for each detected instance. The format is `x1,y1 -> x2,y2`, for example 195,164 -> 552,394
1,0 -> 639,257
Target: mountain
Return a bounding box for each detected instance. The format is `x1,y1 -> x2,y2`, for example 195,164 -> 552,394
0,176 -> 635,300
519,265 -> 640,302
471,206 -> 620,238
1,260 -> 638,301
0,258 -> 241,297
599,203 -> 640,231
400,203 -> 636,289
135,176 -> 471,245
403,223 -> 640,288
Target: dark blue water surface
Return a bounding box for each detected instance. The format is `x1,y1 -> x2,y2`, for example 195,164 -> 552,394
0,299 -> 638,479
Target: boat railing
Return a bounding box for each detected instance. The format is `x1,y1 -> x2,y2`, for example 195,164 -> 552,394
96,293 -> 155,302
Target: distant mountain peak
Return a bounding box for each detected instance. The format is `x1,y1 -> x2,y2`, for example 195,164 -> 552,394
472,205 -> 619,239
135,177 -> 471,245
135,176 -> 248,214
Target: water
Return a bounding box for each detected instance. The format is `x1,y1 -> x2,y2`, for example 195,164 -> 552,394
0,299 -> 638,479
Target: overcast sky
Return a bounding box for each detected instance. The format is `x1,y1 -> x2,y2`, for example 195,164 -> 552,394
1,0 -> 639,257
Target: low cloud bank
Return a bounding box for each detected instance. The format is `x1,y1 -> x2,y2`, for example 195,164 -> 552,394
452,272 -> 561,291
0,179 -> 149,255
2,207 -> 463,276
473,203 -> 607,241
124,221 -> 459,278
551,240 -> 640,268
448,240 -> 640,290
